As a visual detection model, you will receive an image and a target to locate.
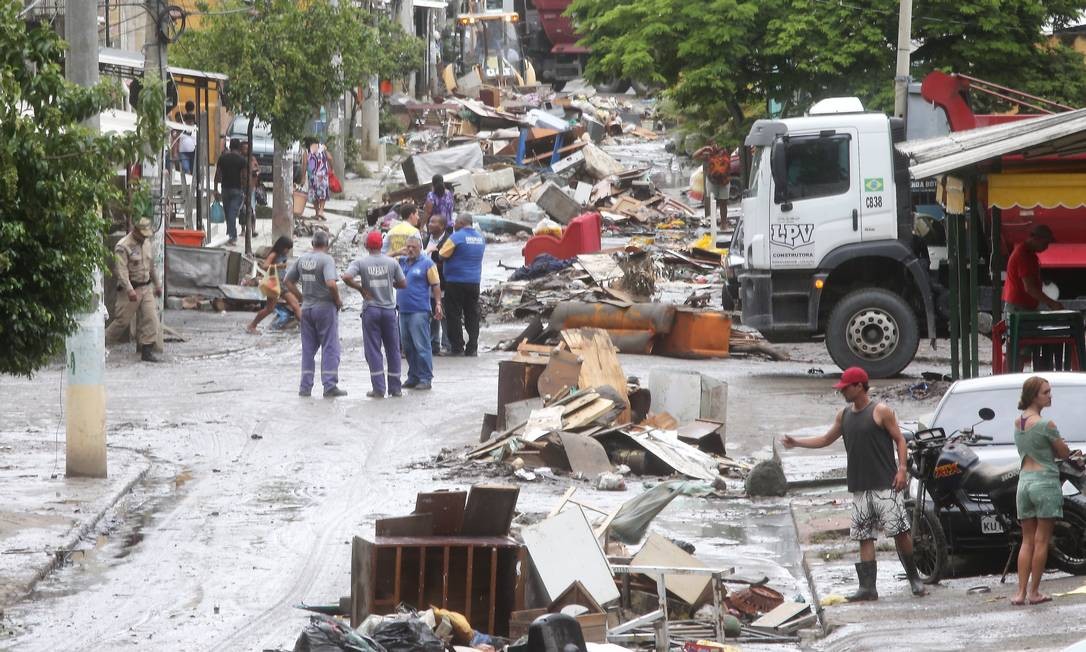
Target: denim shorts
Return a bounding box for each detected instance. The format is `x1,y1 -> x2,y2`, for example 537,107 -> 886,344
1017,471 -> 1063,520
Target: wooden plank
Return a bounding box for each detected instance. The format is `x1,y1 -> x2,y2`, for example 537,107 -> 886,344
489,547 -> 498,635
376,513 -> 433,537
562,398 -> 615,430
750,601 -> 812,630
537,350 -> 583,398
465,545 -> 474,623
394,546 -> 402,606
442,546 -> 450,608
559,392 -> 599,416
418,546 -> 426,608
548,486 -> 578,518
462,484 -> 520,537
568,328 -> 630,423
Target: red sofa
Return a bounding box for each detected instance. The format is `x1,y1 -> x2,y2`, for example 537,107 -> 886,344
522,211 -> 602,265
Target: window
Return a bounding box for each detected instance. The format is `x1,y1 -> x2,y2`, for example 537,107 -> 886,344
780,135 -> 850,201
746,146 -> 763,198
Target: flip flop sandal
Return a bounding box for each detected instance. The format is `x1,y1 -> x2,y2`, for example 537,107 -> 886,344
1029,596 -> 1053,605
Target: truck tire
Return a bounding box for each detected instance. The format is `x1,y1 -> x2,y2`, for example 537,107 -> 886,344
826,288 -> 919,378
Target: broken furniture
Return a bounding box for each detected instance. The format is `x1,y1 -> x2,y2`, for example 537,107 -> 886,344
350,535 -> 525,637
608,564 -> 733,652
352,485 -> 525,635
523,212 -> 603,266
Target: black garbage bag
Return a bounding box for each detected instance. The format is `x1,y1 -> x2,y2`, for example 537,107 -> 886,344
510,253 -> 574,281
371,616 -> 444,652
293,614 -> 386,652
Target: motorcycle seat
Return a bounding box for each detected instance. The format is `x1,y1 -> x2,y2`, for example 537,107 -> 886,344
962,461 -> 1020,494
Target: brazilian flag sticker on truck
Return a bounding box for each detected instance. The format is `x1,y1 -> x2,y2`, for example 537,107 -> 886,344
864,178 -> 884,193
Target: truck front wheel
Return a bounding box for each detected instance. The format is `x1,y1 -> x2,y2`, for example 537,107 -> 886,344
826,288 -> 919,378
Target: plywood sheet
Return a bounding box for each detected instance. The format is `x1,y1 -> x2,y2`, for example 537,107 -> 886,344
521,506 -> 620,605
630,533 -> 710,606
564,328 -> 630,424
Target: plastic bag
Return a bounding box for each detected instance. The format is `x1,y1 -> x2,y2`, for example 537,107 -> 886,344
292,614 -> 386,652
533,217 -> 563,237
259,265 -> 281,299
371,616 -> 444,652
329,170 -> 343,194
210,200 -> 225,224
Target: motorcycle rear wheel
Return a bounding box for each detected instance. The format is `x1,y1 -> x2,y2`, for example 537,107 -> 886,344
1051,498 -> 1086,575
912,508 -> 947,584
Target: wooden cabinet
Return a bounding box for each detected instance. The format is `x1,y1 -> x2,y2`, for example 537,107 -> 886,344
351,535 -> 526,636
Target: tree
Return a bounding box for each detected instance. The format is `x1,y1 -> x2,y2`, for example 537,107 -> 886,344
0,4 -> 164,377
171,0 -> 423,245
567,0 -> 1086,146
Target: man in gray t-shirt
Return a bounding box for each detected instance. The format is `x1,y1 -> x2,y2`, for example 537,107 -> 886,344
284,231 -> 345,398
342,231 -> 407,398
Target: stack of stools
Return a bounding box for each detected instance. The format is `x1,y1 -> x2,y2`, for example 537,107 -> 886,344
992,310 -> 1085,374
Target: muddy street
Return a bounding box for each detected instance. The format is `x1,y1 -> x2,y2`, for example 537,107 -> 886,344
0,243 -> 952,652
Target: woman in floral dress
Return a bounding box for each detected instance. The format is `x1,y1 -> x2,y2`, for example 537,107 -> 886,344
303,137 -> 333,219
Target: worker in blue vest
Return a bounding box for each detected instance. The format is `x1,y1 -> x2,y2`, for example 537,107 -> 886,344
439,213 -> 486,356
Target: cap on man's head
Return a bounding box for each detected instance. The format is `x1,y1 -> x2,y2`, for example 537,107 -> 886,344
134,217 -> 153,237
1030,224 -> 1055,242
833,366 -> 869,389
365,231 -> 383,250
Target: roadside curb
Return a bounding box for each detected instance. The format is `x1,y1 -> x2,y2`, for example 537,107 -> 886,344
1,448 -> 153,611
788,500 -> 829,639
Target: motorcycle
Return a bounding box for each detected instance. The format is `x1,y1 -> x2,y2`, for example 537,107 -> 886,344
906,408 -> 1086,583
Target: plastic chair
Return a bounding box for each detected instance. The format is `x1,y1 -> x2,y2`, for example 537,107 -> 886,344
996,311 -> 1085,373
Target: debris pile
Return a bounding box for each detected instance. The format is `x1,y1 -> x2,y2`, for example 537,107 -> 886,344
474,328 -> 747,485
295,475 -> 808,652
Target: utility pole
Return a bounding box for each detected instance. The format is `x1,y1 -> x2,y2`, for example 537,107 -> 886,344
327,0 -> 346,181
142,0 -> 168,346
360,1 -> 380,161
893,0 -> 913,120
64,0 -> 107,478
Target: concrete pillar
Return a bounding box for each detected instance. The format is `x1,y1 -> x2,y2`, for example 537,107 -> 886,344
360,76 -> 380,160
64,0 -> 107,478
272,144 -> 293,241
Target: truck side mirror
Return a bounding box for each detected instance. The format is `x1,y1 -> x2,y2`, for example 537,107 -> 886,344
771,139 -> 788,204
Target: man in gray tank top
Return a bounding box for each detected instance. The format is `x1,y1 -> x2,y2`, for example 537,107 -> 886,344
781,366 -> 926,600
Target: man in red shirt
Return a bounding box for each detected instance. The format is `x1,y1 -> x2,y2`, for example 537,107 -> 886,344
1003,224 -> 1061,314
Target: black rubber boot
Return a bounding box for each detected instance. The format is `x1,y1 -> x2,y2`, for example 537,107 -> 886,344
141,347 -> 162,363
847,560 -> 879,602
899,551 -> 927,596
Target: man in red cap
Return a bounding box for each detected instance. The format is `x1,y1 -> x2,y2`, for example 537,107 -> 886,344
781,366 -> 926,601
342,231 -> 406,398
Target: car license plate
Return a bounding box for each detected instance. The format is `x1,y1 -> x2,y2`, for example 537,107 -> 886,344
981,515 -> 1004,534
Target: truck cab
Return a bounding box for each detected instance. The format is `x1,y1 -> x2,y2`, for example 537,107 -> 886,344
737,108 -> 936,377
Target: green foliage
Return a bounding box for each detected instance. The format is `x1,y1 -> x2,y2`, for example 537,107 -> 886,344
0,4 -> 164,377
567,0 -> 1086,143
171,0 -> 423,147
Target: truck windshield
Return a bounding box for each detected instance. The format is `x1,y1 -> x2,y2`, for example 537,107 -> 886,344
746,146 -> 763,197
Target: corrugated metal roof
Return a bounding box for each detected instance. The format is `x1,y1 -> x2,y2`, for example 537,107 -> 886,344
99,47 -> 229,82
897,108 -> 1086,179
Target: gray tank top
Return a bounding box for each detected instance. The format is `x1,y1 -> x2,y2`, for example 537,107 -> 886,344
841,402 -> 898,492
